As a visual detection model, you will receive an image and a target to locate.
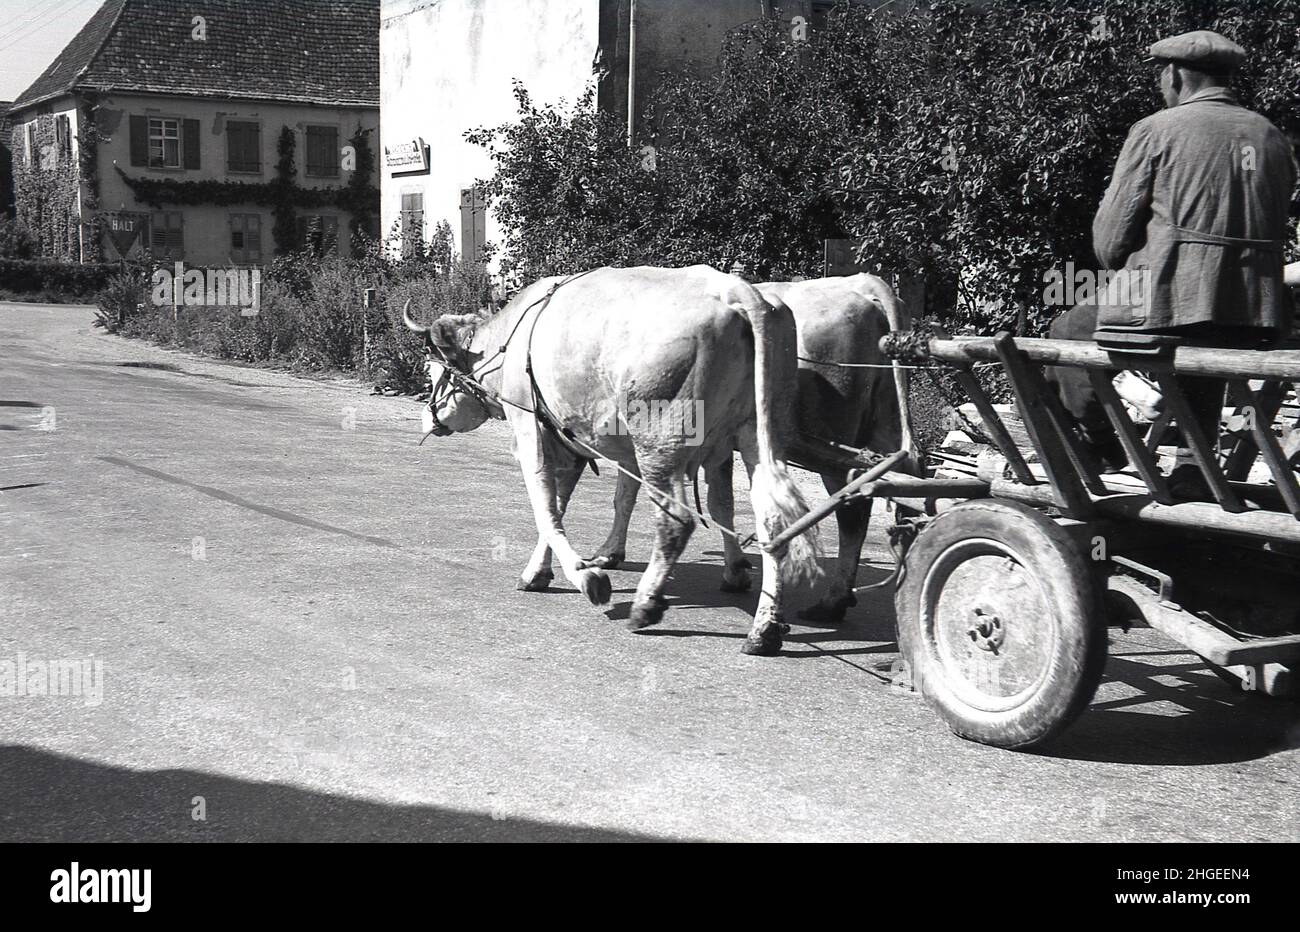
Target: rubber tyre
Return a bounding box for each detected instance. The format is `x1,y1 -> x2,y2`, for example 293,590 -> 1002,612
895,499 -> 1107,749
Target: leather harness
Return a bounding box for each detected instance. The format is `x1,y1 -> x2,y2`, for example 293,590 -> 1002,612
422,271 -> 599,473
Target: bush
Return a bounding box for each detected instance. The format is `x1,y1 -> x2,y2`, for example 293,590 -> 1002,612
96,245 -> 491,390
93,267 -> 150,333
0,258 -> 122,299
0,218 -> 37,260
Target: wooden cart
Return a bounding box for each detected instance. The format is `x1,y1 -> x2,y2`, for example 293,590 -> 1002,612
772,330 -> 1300,750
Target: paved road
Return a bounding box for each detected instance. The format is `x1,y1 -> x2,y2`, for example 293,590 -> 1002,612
0,302 -> 1296,842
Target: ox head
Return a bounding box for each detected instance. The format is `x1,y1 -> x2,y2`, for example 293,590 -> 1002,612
402,301 -> 494,436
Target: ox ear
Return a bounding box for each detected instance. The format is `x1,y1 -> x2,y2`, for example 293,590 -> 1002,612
430,317 -> 462,352
431,314 -> 480,355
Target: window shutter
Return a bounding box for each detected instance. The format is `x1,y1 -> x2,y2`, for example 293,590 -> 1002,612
247,123 -> 261,172
226,122 -> 261,173
247,216 -> 262,258
150,215 -> 166,255
324,127 -> 338,177
130,115 -> 148,167
182,119 -> 200,169
168,216 -> 184,258
225,125 -> 238,172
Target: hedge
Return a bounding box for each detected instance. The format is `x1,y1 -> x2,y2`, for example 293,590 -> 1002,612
0,258 -> 128,298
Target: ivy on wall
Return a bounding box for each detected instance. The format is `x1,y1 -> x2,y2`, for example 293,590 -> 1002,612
271,125 -> 299,254
78,101 -> 102,262
10,113 -> 82,261
115,125 -> 379,256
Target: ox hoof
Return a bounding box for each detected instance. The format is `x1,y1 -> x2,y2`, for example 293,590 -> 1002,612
627,595 -> 669,631
516,569 -> 554,592
741,623 -> 784,657
578,569 -> 612,606
580,551 -> 624,571
798,593 -> 856,624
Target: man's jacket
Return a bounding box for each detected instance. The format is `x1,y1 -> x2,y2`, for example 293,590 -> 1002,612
1092,87 -> 1296,333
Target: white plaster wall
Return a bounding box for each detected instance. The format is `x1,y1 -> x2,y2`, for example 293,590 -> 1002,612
381,0 -> 600,265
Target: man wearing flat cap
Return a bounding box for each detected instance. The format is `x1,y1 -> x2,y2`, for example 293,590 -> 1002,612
1088,29 -> 1298,493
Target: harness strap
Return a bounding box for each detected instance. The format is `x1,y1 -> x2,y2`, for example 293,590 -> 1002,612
522,271 -> 601,474
526,358 -> 599,474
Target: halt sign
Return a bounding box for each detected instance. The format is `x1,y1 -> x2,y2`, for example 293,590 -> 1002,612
103,211 -> 149,259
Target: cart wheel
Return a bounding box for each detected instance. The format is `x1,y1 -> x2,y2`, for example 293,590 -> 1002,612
895,499 -> 1107,749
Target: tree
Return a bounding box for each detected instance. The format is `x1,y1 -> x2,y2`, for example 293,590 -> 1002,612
471,0 -> 1300,332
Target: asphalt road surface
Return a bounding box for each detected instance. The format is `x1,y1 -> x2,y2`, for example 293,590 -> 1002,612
1,302 -> 1297,842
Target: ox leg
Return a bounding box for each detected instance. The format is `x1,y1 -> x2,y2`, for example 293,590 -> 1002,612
583,467 -> 639,570
737,439 -> 787,656
626,466 -> 695,631
798,471 -> 869,624
706,456 -> 752,592
518,457 -> 584,591
513,431 -> 611,607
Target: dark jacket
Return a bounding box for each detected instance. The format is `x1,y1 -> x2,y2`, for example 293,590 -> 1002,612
1093,87 -> 1296,334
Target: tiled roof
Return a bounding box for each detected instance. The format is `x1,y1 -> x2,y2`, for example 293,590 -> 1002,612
11,0 -> 378,112
9,0 -> 125,112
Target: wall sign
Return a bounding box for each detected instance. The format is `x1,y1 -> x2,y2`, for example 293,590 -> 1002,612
385,137 -> 430,175
103,211 -> 150,259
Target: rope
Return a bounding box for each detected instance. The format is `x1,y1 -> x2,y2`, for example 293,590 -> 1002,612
558,431 -> 760,550
853,518 -> 921,594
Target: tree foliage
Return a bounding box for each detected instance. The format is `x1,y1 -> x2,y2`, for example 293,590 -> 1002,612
471,0 -> 1300,333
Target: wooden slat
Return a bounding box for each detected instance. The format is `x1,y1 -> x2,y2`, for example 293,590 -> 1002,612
993,333 -> 1092,516
1027,355 -> 1110,496
991,477 -> 1300,544
949,368 -> 1036,483
1146,410 -> 1172,454
1228,379 -> 1300,518
1224,381 -> 1286,480
1087,369 -> 1172,503
929,324 -> 1035,484
1153,373 -> 1243,511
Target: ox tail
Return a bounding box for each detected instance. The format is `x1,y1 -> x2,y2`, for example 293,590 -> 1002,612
736,283 -> 822,586
855,274 -> 917,472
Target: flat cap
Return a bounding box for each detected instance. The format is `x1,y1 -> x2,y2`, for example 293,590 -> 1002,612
1147,30 -> 1246,72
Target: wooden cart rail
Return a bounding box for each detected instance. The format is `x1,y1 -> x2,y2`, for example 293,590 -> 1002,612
918,334 -> 1300,381
883,331 -> 1300,525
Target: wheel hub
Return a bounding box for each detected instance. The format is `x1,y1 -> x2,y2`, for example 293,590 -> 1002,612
968,605 -> 1004,653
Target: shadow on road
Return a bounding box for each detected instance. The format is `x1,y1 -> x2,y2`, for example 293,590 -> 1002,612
1048,655 -> 1300,765
0,746 -> 663,842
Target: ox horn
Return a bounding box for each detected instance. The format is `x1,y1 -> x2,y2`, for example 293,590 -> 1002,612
402,299 -> 431,334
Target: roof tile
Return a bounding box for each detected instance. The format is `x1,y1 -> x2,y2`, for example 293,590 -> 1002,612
12,0 -> 378,111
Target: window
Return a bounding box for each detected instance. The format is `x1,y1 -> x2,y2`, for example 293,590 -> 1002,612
149,118 -> 181,169
24,122 -> 37,167
130,116 -> 198,169
230,213 -> 262,264
298,214 -> 338,254
400,192 -> 424,257
226,121 -> 261,173
150,211 -> 184,260
55,115 -> 72,165
304,125 -> 340,178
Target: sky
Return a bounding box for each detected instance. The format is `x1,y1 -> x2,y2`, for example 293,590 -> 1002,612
0,0 -> 101,102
